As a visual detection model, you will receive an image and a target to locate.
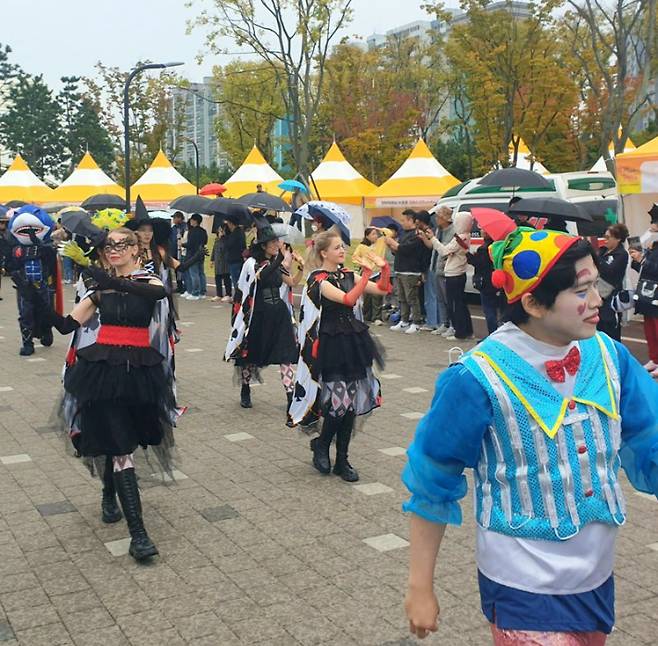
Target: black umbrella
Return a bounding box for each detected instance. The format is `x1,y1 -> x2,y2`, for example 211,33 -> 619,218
169,195 -> 214,215
508,197 -> 592,222
59,208 -> 107,247
4,199 -> 27,209
479,168 -> 552,189
237,192 -> 291,212
81,193 -> 126,211
207,198 -> 254,230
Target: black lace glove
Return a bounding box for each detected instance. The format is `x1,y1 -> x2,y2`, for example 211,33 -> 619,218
83,267 -> 166,302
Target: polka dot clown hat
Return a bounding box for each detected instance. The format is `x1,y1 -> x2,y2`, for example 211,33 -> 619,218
490,227 -> 580,303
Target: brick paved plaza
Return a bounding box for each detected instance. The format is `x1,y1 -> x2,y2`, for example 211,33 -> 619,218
0,288 -> 656,645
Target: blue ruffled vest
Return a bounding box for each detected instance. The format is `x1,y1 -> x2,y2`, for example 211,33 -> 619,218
461,333 -> 625,541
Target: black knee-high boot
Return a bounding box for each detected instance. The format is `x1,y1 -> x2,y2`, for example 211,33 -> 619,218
113,468 -> 158,561
333,413 -> 359,482
240,383 -> 252,408
310,415 -> 340,474
101,456 -> 122,524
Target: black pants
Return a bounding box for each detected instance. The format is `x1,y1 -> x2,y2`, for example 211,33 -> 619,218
215,273 -> 232,298
445,274 -> 473,339
597,299 -> 621,341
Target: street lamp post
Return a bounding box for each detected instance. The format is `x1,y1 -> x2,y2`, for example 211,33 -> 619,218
182,136 -> 200,194
123,61 -> 184,211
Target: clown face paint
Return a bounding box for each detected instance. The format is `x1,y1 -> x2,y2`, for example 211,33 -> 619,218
524,256 -> 603,346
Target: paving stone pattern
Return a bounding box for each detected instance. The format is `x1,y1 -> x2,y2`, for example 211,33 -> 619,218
0,291 -> 656,645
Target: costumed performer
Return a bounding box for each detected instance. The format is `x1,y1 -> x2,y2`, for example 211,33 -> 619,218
402,212 -> 658,644
5,205 -> 60,356
42,227 -> 177,562
289,230 -> 392,482
225,218 -> 304,423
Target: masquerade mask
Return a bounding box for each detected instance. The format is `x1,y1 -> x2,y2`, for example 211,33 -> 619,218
102,240 -> 132,253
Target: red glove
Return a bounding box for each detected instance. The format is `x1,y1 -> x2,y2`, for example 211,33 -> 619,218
375,262 -> 392,293
342,268 -> 372,306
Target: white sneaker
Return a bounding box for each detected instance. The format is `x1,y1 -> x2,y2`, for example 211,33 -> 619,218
221,295 -> 233,303
418,325 -> 435,332
441,326 -> 455,337
189,295 -> 201,300
405,323 -> 419,334
198,295 -> 206,300
390,321 -> 409,331
431,325 -> 448,335
181,292 -> 192,299
644,360 -> 657,372
211,296 -> 221,302
373,319 -> 383,326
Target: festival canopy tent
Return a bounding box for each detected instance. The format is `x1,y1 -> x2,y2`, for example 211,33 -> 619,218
615,134 -> 658,235
509,138 -> 550,175
366,139 -> 460,208
130,150 -> 196,205
308,142 -> 376,205
0,154 -> 54,204
590,136 -> 636,172
223,145 -> 284,198
51,152 -> 123,203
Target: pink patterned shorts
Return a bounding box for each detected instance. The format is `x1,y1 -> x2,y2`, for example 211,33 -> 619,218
490,624 -> 607,645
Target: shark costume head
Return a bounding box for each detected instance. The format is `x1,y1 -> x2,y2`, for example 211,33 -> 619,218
9,205 -> 55,245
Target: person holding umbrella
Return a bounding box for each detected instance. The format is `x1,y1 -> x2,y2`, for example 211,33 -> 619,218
223,214 -> 247,288
225,219 -> 303,420
179,213 -> 208,300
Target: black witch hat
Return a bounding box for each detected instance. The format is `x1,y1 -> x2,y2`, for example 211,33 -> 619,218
125,196 -> 150,231
253,215 -> 279,245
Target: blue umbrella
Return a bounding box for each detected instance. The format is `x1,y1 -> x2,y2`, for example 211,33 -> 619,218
303,201 -> 351,245
278,179 -> 308,193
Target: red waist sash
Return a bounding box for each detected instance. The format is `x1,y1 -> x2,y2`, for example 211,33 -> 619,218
97,325 -> 150,348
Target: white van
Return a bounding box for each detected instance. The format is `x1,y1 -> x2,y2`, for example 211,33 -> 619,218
430,171 -> 617,291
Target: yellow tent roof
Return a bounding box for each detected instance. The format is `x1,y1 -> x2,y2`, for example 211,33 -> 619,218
130,150 -> 196,202
309,142 -> 376,204
0,154 -> 54,204
368,139 -> 459,206
223,145 -> 284,198
51,152 -> 123,203
615,135 -> 658,194
509,138 -> 550,175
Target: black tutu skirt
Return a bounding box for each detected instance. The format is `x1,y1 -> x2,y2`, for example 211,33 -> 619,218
237,301 -> 298,367
63,350 -> 176,460
317,317 -> 383,382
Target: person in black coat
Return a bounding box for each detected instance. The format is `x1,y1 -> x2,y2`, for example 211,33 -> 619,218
223,215 -> 247,287
467,235 -> 503,336
597,224 -> 629,341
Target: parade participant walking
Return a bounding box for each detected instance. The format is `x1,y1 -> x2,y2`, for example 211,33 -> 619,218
290,231 -> 391,481
225,219 -> 303,420
597,223 -> 629,341
403,221 -> 658,644
42,227 -> 177,562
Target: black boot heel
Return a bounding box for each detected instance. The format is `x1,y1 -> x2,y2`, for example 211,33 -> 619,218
310,437 -> 331,474
240,384 -> 252,408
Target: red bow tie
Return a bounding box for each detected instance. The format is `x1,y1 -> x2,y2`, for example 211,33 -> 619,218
544,346 -> 581,383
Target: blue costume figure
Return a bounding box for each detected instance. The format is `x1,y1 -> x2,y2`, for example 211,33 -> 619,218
403,210 -> 658,645
5,206 -> 58,356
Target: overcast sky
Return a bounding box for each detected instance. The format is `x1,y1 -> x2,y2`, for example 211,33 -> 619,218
3,1 -> 449,88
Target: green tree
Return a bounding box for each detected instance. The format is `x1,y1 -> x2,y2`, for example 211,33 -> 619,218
0,72 -> 66,179
85,62 -> 188,184
0,43 -> 19,114
210,60 -> 285,167
59,76 -> 115,174
188,0 -> 353,182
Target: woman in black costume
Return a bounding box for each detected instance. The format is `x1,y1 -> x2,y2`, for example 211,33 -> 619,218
45,227 -> 175,561
225,221 -> 304,421
290,230 -> 392,481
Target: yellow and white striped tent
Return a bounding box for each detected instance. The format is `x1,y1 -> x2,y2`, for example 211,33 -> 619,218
51,152 -> 123,203
130,150 -> 196,205
366,139 -> 460,208
0,154 -> 54,204
223,145 -> 284,198
309,142 -> 376,205
509,138 -> 550,175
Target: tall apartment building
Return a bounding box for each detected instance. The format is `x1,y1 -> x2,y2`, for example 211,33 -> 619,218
168,77 -> 229,170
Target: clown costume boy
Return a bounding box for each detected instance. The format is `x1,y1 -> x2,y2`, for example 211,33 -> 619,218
402,216 -> 658,645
